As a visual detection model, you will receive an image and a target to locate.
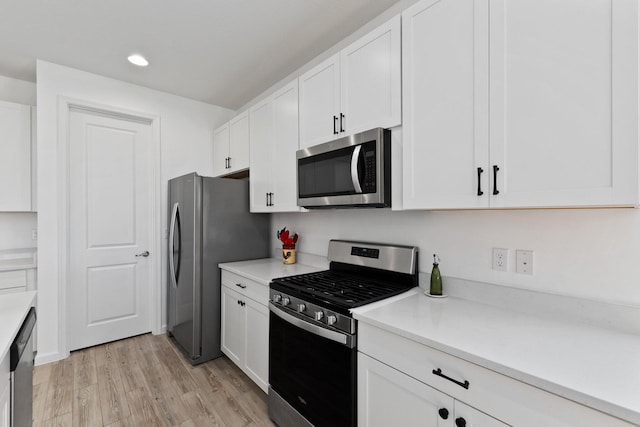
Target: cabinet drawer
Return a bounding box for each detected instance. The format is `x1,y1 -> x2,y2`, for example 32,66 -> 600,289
0,270 -> 27,291
221,270 -> 269,305
359,323 -> 634,427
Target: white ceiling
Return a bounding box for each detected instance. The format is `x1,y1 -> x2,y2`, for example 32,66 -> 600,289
0,0 -> 402,110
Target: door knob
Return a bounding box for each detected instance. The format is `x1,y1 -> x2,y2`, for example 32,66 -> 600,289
135,251 -> 150,257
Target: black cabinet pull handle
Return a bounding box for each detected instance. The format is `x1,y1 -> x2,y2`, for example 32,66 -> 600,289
227,157 -> 231,169
492,165 -> 500,195
340,113 -> 345,132
477,167 -> 484,196
235,283 -> 246,289
456,418 -> 467,427
432,368 -> 470,389
333,116 -> 339,134
438,408 -> 449,420
266,193 -> 269,206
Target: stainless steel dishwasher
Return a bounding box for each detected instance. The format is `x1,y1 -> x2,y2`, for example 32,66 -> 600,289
10,307 -> 36,427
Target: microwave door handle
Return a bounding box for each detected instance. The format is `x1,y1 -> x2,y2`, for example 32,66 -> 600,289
350,145 -> 363,193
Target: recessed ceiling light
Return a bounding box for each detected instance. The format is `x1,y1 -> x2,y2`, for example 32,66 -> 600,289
128,54 -> 149,67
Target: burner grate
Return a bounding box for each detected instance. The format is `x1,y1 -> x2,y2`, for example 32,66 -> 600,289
273,271 -> 409,308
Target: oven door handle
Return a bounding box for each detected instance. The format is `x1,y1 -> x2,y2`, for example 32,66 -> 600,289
269,303 -> 355,348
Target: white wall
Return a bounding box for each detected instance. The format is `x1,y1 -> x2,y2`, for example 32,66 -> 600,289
0,75 -> 37,250
273,207 -> 640,307
36,61 -> 234,363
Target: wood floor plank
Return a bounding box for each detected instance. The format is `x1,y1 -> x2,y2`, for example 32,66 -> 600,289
34,412 -> 73,427
72,346 -> 97,390
34,333 -> 274,427
179,390 -> 228,427
33,362 -> 53,385
41,371 -> 74,420
73,383 -> 102,427
125,387 -> 171,427
32,381 -> 49,423
96,363 -> 131,425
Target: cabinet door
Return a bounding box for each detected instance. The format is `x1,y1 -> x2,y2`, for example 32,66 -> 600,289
0,100 -> 32,211
489,0 -> 639,208
358,353 -> 454,427
0,354 -> 8,427
249,98 -> 273,212
341,16 -> 401,136
229,110 -> 250,173
0,377 -> 7,427
271,81 -> 301,212
221,286 -> 245,366
244,298 -> 269,393
213,123 -> 230,177
454,401 -> 510,427
402,0 -> 489,209
299,54 -> 341,148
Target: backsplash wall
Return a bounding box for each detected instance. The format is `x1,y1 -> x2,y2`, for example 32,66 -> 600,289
272,207 -> 640,306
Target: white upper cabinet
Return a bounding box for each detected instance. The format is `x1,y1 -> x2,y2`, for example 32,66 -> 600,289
213,122 -> 230,177
0,101 -> 33,212
250,81 -> 301,213
403,0 -> 639,209
340,16 -> 401,138
489,0 -> 638,208
299,55 -> 341,148
299,15 -> 401,148
402,0 -> 489,210
213,110 -> 250,177
249,98 -> 273,211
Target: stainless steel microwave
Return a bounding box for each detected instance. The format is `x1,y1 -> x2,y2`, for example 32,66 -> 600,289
296,128 -> 391,208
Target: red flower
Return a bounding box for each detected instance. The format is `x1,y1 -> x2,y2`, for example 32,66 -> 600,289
277,226 -> 298,248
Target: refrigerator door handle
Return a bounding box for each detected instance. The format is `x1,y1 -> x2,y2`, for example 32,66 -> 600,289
169,202 -> 180,288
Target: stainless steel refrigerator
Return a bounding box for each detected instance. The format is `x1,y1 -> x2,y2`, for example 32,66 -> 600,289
167,172 -> 270,365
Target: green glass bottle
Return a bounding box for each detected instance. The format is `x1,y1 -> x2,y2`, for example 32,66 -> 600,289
430,254 -> 442,296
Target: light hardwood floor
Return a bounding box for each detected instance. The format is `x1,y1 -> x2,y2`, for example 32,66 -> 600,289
32,333 -> 276,427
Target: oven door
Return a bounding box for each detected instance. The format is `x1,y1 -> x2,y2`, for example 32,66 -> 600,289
269,304 -> 356,427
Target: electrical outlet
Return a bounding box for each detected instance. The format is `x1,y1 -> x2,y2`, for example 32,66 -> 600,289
31,229 -> 37,241
492,248 -> 508,272
516,250 -> 534,275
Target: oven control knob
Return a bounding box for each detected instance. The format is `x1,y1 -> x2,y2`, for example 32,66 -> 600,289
314,311 -> 324,321
327,315 -> 337,326
297,303 -> 306,313
282,297 -> 291,306
272,294 -> 282,304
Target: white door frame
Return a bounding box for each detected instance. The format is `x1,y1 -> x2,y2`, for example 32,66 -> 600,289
57,96 -> 162,358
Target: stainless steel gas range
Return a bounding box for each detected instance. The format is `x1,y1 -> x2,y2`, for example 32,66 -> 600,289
268,240 -> 419,427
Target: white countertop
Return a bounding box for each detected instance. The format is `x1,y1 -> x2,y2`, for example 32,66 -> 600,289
0,291 -> 36,362
353,289 -> 640,425
0,248 -> 37,272
219,258 -> 323,285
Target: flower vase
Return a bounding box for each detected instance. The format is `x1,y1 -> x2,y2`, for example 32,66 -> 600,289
282,245 -> 296,264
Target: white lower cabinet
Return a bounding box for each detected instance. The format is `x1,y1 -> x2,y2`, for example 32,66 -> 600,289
0,353 -> 9,427
220,271 -> 269,393
358,353 -> 507,427
358,323 -> 635,427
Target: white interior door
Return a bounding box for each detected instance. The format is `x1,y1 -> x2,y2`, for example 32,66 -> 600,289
68,108 -> 153,351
